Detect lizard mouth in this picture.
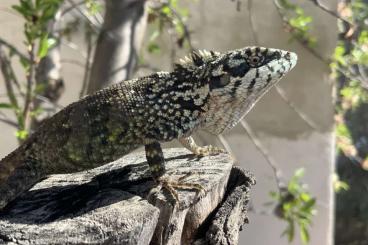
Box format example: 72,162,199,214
282,51,298,72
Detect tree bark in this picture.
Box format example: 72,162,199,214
0,148,255,245
86,0,148,94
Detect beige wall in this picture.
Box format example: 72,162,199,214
0,0,336,244
182,0,336,244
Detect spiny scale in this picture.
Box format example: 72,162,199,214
178,49,220,67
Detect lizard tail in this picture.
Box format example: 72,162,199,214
0,151,44,210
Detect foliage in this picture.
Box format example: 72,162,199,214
146,0,192,55
275,0,317,48
332,0,368,170
0,0,62,141
85,0,102,15
270,169,316,244
332,173,349,193
12,0,61,59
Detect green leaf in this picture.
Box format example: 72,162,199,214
30,107,43,117
0,103,15,109
148,42,161,53
38,34,49,58
161,6,171,15
300,192,311,202
12,5,27,17
19,56,30,70
294,168,305,179
15,129,28,140
287,220,295,242
300,224,310,244
282,202,292,212
304,198,316,210
85,0,102,15
336,122,352,139
149,30,160,42
38,35,57,59
333,45,347,66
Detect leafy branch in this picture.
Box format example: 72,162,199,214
146,0,194,65
0,0,64,141
271,169,316,244
239,120,316,244
273,0,326,62
332,0,368,170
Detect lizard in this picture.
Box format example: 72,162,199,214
0,46,297,209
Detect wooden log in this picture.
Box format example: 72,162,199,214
0,148,255,245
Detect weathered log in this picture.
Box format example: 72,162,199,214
0,148,255,245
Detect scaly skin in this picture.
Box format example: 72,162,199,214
0,47,297,209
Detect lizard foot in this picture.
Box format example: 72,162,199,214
153,175,205,204
191,145,226,157
179,136,226,157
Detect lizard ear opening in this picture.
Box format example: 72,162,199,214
209,74,231,90
222,57,250,78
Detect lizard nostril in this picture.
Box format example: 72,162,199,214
284,52,291,60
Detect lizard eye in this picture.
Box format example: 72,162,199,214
248,55,264,67
209,74,231,90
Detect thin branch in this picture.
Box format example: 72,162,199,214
137,63,161,72
217,134,235,157
239,120,285,190
79,29,93,98
336,66,366,86
0,116,18,128
0,38,28,61
308,0,353,26
23,43,36,131
61,58,86,68
61,40,88,58
248,2,321,131
34,95,64,110
61,0,85,16
93,9,104,25
167,5,194,52
275,85,320,130
0,47,21,130
168,28,177,69
0,93,64,111
66,0,101,31
357,64,368,85
247,0,259,44
0,111,18,128
272,0,329,64
0,45,19,109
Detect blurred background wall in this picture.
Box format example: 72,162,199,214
0,0,336,244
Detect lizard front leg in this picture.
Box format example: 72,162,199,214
145,142,166,179
178,136,225,156
145,142,204,202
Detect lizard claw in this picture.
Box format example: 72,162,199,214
193,145,226,156
152,176,206,204
178,136,226,157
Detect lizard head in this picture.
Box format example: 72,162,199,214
184,47,297,135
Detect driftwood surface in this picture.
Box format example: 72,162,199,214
0,148,255,245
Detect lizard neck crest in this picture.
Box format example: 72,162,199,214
174,50,220,71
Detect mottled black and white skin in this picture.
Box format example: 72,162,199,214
0,46,297,209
